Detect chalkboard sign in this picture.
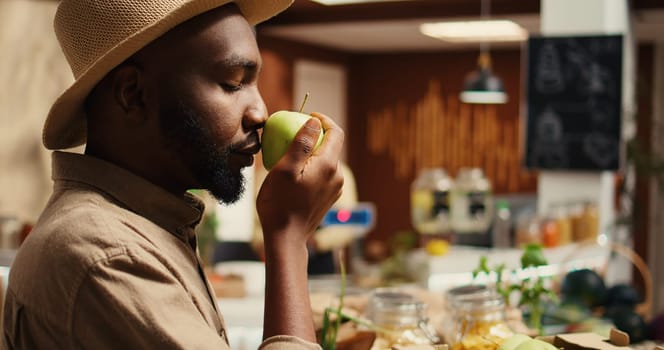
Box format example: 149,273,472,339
525,35,623,171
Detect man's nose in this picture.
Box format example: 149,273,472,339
244,92,268,129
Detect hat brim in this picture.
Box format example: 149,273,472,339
43,0,293,150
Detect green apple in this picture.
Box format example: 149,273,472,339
514,339,558,350
498,334,532,350
261,110,324,170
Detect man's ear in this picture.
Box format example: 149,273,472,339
111,65,145,118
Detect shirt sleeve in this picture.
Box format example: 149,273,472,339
71,248,230,350
260,336,322,350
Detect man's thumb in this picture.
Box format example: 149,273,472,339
283,117,322,166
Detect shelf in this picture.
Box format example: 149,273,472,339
408,243,612,293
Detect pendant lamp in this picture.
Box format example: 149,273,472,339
459,0,508,104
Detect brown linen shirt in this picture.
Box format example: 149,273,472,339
2,151,320,350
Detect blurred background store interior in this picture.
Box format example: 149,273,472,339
2,0,664,325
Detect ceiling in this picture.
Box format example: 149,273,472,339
258,0,664,53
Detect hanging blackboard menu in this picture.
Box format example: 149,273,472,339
525,34,623,171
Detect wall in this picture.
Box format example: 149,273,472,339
293,60,348,160
0,1,72,223
649,43,664,315
347,49,537,244
257,36,349,114
633,44,654,302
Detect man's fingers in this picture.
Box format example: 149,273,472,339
309,112,344,162
275,112,344,173
280,117,322,168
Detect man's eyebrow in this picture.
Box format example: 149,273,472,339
217,54,258,71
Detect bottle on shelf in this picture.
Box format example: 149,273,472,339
410,168,454,244
491,200,512,248
450,168,494,247
540,216,560,248
553,205,572,246
570,201,599,242
515,212,541,248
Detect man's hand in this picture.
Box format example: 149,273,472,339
257,112,344,342
257,112,344,248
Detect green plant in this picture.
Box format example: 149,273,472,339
197,212,219,265
472,244,558,334
379,230,419,285
320,251,347,350
188,189,219,266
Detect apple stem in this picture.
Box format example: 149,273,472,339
298,92,310,113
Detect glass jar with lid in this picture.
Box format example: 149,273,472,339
445,285,513,350
366,289,439,349
450,168,493,234
515,214,541,248
440,285,491,344
411,168,454,236
552,204,572,246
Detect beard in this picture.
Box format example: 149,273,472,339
159,99,245,204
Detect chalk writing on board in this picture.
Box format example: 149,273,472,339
536,107,563,142
525,35,623,171
535,42,565,94
529,142,569,169
583,132,619,169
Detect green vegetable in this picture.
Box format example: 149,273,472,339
604,306,647,343
560,269,606,308
604,284,642,308
521,244,548,268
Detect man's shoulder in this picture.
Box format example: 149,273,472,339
32,186,136,252
6,187,157,320
10,189,140,293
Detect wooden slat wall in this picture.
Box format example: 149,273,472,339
365,80,533,191
348,49,537,243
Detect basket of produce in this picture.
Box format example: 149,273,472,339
551,241,653,343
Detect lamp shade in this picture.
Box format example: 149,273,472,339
459,67,508,104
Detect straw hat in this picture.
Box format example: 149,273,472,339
44,0,293,150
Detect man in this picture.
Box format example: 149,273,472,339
2,0,344,349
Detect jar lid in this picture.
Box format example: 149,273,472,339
367,289,427,327
456,168,484,180
417,168,448,178
446,284,490,298
446,285,504,311
412,168,453,189
446,285,490,303
456,294,504,311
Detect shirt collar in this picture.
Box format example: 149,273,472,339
51,151,204,239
